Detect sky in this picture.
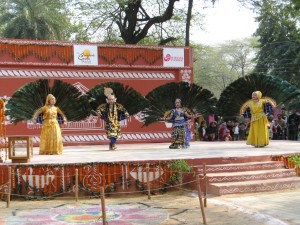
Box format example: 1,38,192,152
191,0,258,45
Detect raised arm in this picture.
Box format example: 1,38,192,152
32,107,44,123
57,107,67,123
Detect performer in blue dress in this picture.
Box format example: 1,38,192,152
163,99,193,149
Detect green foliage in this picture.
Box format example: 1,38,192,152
193,39,257,98
171,159,192,172
0,0,72,40
74,0,203,45
254,0,300,87
287,154,300,166
143,82,217,126
169,159,192,185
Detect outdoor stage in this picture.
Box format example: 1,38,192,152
3,140,300,164
1,140,300,198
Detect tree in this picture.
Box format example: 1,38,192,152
193,44,238,98
75,0,181,44
221,38,258,78
74,0,209,45
193,39,257,97
0,0,72,40
185,0,194,46
253,0,300,86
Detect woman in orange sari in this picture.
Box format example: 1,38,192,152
33,94,67,155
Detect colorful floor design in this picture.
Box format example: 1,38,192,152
5,202,168,225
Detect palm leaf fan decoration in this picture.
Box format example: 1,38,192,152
143,82,217,126
87,82,149,115
217,73,300,117
5,79,91,124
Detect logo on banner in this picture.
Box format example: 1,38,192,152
74,45,98,65
163,48,184,67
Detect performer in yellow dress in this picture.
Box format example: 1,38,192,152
246,91,269,147
33,94,67,155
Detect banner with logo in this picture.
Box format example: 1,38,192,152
163,48,184,67
74,45,98,66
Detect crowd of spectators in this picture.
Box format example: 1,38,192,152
195,109,300,142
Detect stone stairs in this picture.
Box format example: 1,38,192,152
194,160,300,196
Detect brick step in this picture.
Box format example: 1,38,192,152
208,177,300,196
207,168,296,183
194,161,284,173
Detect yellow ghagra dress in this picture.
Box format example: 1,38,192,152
247,99,269,147
39,106,63,155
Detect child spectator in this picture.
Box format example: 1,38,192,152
218,122,227,141
224,129,232,141
239,122,246,140
272,119,282,140
233,121,239,141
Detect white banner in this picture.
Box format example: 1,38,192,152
73,45,98,66
163,48,184,67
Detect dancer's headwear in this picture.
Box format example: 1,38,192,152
175,98,181,103
254,91,262,99
45,94,55,105
104,87,116,102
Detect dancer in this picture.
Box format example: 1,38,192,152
33,94,67,155
244,91,270,147
163,98,193,149
97,87,129,150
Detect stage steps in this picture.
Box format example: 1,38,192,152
194,161,300,196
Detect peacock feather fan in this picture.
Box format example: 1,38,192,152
87,82,149,115
143,82,217,126
5,79,91,124
217,73,300,117
287,96,300,110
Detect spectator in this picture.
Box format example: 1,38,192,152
288,110,300,140
205,121,218,141
218,122,227,141
277,114,287,140
272,119,282,140
224,129,232,141
198,121,207,141
233,121,240,141
239,123,247,140
288,119,298,140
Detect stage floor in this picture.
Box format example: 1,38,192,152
2,140,300,165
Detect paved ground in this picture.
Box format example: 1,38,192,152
0,188,299,225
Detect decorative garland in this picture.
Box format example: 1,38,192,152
0,42,163,66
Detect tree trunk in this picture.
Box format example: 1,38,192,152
185,0,194,46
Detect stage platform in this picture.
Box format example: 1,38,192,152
2,140,300,165
0,140,300,198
